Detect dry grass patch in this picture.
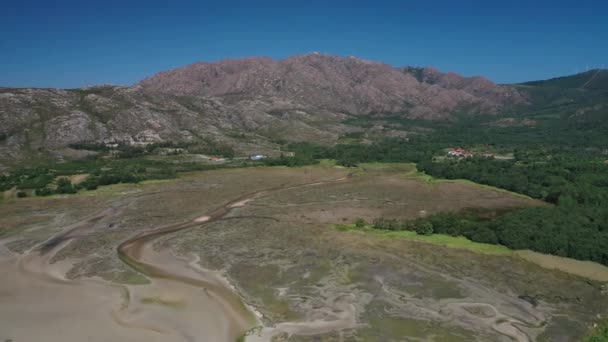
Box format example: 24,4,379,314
515,250,608,282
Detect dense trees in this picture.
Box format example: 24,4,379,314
287,139,435,167
0,156,233,197
371,206,608,265
412,152,608,264
287,115,608,266
263,153,318,167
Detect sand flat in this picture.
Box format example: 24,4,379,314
0,251,239,342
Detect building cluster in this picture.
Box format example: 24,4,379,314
447,149,473,158
447,149,494,158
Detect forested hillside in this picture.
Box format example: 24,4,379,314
277,89,608,265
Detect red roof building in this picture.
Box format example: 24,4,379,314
447,149,473,158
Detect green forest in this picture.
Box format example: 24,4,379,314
280,110,608,266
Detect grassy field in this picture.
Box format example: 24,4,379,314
358,162,537,200
334,224,512,255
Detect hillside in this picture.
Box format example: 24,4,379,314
509,69,608,133
1,54,606,169
137,53,524,117
521,69,608,90
0,84,345,168
0,54,529,169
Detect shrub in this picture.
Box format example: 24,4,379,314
80,176,100,190
35,188,53,196
16,172,53,189
415,221,434,236
55,178,77,194
68,142,108,151
373,218,402,230
16,191,27,198
354,218,367,228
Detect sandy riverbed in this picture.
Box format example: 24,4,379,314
0,207,249,342
0,174,354,342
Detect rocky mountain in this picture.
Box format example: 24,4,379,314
1,53,530,168
138,53,525,117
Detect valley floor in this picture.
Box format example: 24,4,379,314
1,164,607,341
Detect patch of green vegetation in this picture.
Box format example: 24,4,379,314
186,138,235,158
263,153,318,167
359,162,417,173
354,217,366,228
337,131,366,144
101,270,150,285
0,150,262,198
229,263,300,322
289,117,608,266
357,306,475,341
141,296,185,309
583,320,608,342
316,159,339,168
334,224,512,255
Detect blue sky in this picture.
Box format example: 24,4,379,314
1,0,607,88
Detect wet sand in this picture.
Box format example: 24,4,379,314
0,224,242,342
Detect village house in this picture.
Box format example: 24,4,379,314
447,148,473,158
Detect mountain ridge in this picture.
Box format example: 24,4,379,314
1,54,604,169
521,69,608,90
137,53,525,117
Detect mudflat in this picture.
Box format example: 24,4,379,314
1,165,606,341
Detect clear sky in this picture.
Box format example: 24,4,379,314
1,0,607,88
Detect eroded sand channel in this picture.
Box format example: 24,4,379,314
0,213,248,341
0,175,350,342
